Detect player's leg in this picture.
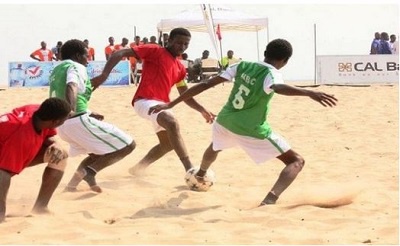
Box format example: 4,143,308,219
83,142,135,192
260,149,304,205
31,145,68,214
129,130,173,175
63,115,134,192
196,143,220,177
0,170,11,223
156,110,193,172
67,141,135,193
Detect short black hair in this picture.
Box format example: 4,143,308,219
34,98,71,121
264,39,293,62
169,28,191,40
60,39,87,60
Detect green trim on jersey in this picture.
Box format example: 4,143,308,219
216,61,276,139
49,60,93,114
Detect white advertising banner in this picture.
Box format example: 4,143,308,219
317,55,399,84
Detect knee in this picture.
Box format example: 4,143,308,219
158,113,180,133
127,141,136,153
294,156,305,171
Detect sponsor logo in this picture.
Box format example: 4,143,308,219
26,65,43,79
338,62,399,72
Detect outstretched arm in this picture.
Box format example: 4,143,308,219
271,84,338,107
148,75,228,115
176,85,216,124
91,48,138,90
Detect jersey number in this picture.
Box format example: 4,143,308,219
232,84,250,109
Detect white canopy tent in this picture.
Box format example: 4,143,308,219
157,5,269,60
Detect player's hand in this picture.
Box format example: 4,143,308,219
46,144,67,164
148,103,171,115
90,112,104,121
309,91,338,107
200,109,216,124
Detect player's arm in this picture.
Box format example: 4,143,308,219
65,83,78,113
91,48,138,90
30,52,41,62
148,75,227,116
271,84,338,107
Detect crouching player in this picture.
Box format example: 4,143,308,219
0,98,71,223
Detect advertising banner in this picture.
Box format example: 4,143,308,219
8,61,131,87
316,55,399,84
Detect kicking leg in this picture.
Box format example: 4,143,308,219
196,143,220,177
129,131,173,175
67,142,135,192
157,111,193,172
260,149,305,206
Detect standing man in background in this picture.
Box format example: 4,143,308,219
30,41,54,61
104,36,115,60
370,32,381,55
51,41,63,61
84,39,95,61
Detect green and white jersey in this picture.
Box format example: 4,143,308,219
217,61,284,139
49,60,93,114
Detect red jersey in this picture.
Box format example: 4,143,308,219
0,105,57,174
132,44,186,104
88,47,95,61
31,48,53,61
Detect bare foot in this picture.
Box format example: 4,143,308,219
66,170,86,190
128,165,147,176
63,186,79,192
89,185,102,193
31,206,51,215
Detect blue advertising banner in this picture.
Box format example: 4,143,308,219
8,61,131,87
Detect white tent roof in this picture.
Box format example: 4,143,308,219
157,5,268,33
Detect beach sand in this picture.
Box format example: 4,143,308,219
0,83,398,245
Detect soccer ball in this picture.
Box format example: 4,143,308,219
184,167,216,192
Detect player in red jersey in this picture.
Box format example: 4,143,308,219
0,98,71,223
92,27,215,175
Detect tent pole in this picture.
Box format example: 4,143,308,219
256,31,260,61
314,23,317,85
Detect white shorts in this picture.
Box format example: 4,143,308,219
134,99,173,133
58,113,133,157
212,122,291,164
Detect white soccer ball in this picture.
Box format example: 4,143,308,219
184,167,216,192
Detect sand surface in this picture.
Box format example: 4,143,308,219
0,83,398,245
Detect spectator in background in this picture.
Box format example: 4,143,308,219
370,32,381,55
142,37,149,45
51,41,63,61
181,53,194,82
83,39,95,61
158,32,169,47
389,34,398,54
115,37,130,60
105,36,115,60
149,36,157,44
221,50,240,69
130,36,143,48
378,32,392,54
190,50,210,82
30,41,54,61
